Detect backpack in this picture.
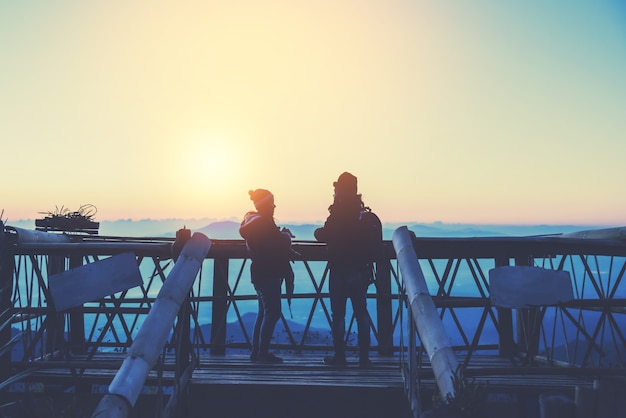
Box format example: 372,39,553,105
359,206,383,284
360,206,383,249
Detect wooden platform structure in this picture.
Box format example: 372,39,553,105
5,350,613,418
6,352,409,418
2,224,626,417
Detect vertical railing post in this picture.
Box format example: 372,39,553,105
166,296,191,418
172,227,192,368
375,248,394,355
165,227,193,418
407,302,419,417
515,255,539,357
495,256,515,357
0,221,14,382
47,253,66,357
68,254,86,354
210,256,228,355
176,300,191,377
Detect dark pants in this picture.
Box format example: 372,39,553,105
252,278,282,356
328,266,371,360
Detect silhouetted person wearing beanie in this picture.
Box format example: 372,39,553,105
240,189,294,364
315,172,380,368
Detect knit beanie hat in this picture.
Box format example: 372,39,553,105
333,172,358,196
249,189,274,210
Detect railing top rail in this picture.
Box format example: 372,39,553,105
7,236,626,259
409,234,626,258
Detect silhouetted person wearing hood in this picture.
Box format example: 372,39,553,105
240,189,294,364
315,172,380,368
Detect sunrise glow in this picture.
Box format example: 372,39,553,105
2,1,625,226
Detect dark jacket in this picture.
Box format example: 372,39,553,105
239,211,292,283
314,195,379,271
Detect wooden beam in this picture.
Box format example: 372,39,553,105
48,252,142,312
489,266,573,309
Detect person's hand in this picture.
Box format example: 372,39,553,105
281,227,295,238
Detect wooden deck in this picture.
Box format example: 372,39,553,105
4,352,604,418
192,353,405,387
7,352,411,418
188,353,410,418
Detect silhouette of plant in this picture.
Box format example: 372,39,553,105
426,365,487,418
38,204,97,222
36,204,99,234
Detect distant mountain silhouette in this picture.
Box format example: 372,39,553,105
196,312,332,348
8,217,608,240
196,221,321,241
192,220,603,241
386,222,603,239
98,218,220,237
196,220,240,239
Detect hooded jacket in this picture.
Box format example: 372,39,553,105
239,211,292,283
314,195,379,271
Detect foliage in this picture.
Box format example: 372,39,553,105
427,365,488,418
38,204,97,222
36,204,99,234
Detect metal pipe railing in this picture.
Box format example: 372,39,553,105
393,226,459,401
91,232,211,418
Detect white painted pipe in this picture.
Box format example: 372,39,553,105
92,232,211,417
560,226,626,240
392,226,458,400
11,226,71,243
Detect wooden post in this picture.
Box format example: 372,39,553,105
574,385,596,418
375,252,393,356
68,254,86,354
47,253,66,356
171,227,192,417
514,255,539,358
172,299,191,417
593,378,619,418
172,227,192,372
494,257,515,357
0,221,14,383
179,304,191,360
407,306,419,416
210,256,228,355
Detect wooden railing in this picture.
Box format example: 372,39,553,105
1,223,625,412
395,226,626,416
1,228,401,367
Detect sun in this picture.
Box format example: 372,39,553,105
181,131,242,192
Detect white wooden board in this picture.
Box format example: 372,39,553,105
48,252,142,312
489,266,573,309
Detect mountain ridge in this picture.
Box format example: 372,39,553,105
5,218,610,240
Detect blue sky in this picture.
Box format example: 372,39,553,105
2,1,625,225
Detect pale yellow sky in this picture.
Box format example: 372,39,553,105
2,1,625,225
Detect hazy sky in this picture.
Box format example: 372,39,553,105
2,1,625,225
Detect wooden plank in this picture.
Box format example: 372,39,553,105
489,266,573,308
48,252,142,311
25,352,596,395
